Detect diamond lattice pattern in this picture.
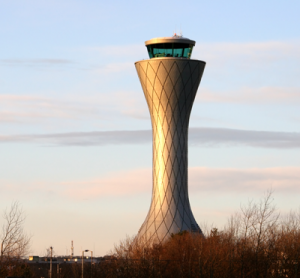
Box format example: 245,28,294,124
135,58,205,245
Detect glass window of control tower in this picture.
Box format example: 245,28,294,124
147,43,193,59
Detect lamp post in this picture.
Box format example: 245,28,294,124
50,246,53,278
82,249,93,278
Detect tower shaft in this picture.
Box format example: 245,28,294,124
135,58,205,244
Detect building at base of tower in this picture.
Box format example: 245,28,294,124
135,35,206,245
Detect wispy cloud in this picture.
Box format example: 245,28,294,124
1,127,300,149
88,44,145,60
193,41,300,68
62,168,151,200
197,86,300,104
0,130,151,145
78,44,145,74
61,167,300,200
1,84,297,128
93,62,134,74
189,128,300,149
1,59,72,64
1,167,299,200
189,167,300,193
0,92,150,126
0,59,74,68
0,95,109,124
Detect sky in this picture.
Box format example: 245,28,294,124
0,0,300,257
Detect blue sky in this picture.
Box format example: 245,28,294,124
1,0,300,256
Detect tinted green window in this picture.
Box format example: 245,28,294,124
147,43,193,59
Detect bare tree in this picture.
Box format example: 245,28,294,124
0,201,31,258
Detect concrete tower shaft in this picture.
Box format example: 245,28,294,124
135,56,205,244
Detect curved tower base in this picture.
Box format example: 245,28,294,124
135,58,206,245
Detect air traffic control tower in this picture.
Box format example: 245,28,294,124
135,35,206,244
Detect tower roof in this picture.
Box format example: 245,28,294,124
145,36,195,46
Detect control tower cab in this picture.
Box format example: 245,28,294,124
145,35,195,59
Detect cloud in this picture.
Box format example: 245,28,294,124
62,168,151,200
0,130,151,146
0,92,150,126
189,167,300,193
2,84,298,128
80,44,145,74
197,86,300,104
193,41,300,68
88,44,145,61
60,167,300,200
1,167,299,201
0,59,73,68
1,127,300,149
189,128,300,149
0,95,110,124
93,62,134,74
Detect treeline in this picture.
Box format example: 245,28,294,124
100,191,300,278
0,257,31,278
1,192,300,277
